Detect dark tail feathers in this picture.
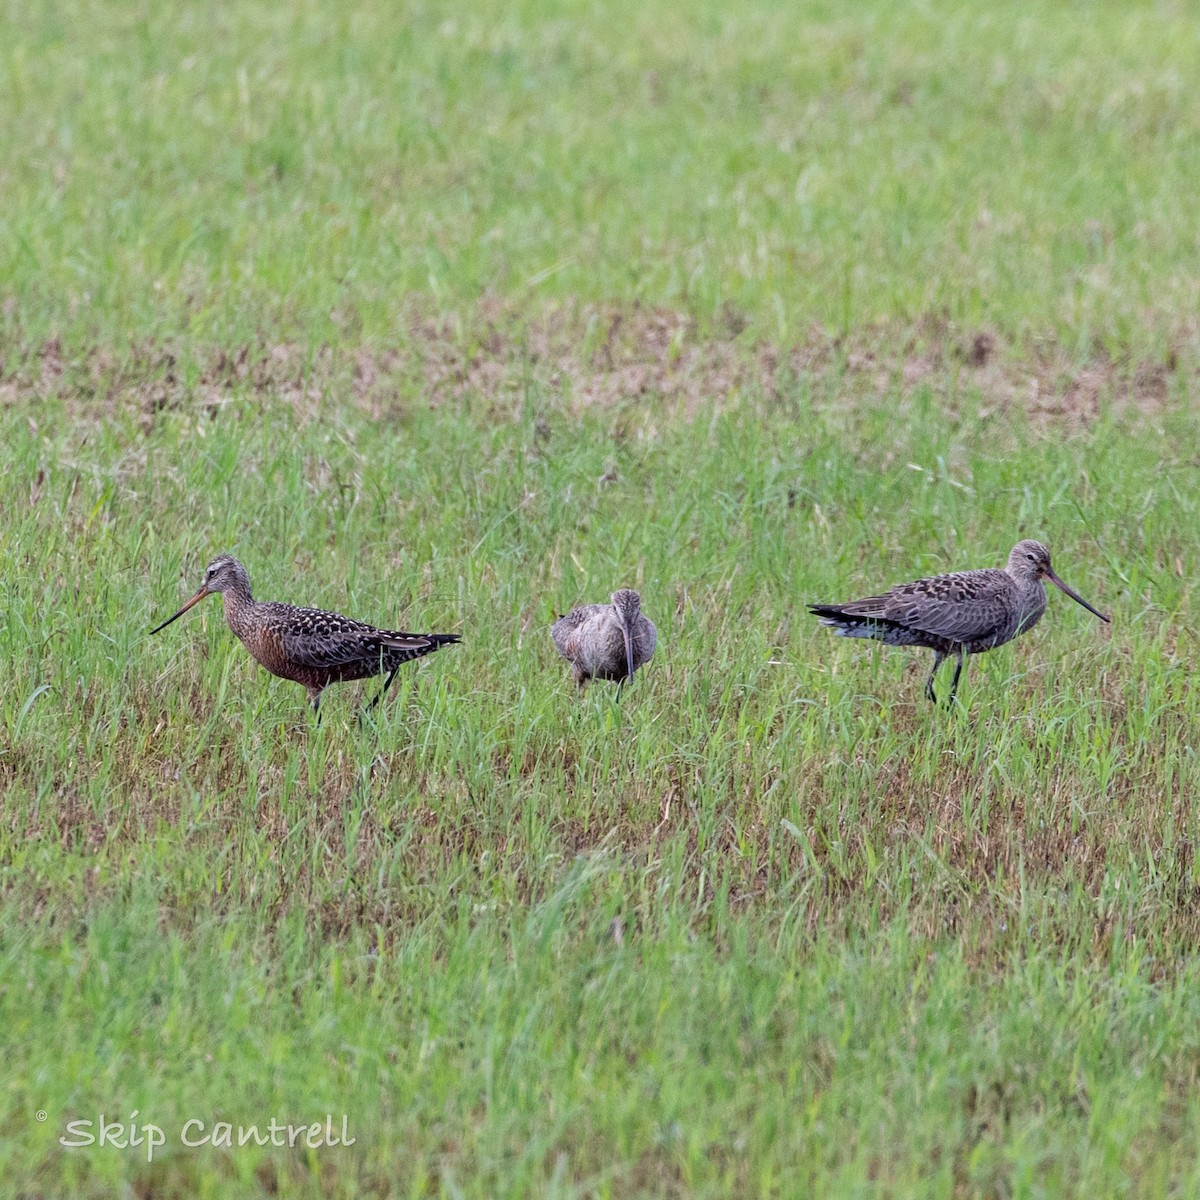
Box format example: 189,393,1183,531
382,631,462,663
808,604,901,641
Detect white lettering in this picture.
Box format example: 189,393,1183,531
238,1124,269,1147
59,1119,95,1149
56,1112,353,1155
98,1114,127,1149
143,1124,165,1162
180,1118,209,1146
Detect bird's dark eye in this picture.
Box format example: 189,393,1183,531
1026,553,1036,562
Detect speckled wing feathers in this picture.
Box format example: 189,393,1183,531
876,570,1015,645
551,605,606,662
257,602,459,679
810,569,1020,649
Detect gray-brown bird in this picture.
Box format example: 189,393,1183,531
151,554,460,717
809,539,1109,705
552,589,657,694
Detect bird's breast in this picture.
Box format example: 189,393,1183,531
1013,584,1048,637
965,585,1046,653
585,620,626,672
238,624,304,682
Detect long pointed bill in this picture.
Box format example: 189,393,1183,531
149,586,210,634
1046,569,1110,623
614,625,636,702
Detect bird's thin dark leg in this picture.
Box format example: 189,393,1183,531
308,689,323,727
945,646,966,707
924,652,946,704
367,667,400,711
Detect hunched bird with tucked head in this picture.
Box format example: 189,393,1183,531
552,588,657,695
150,554,460,717
809,539,1109,705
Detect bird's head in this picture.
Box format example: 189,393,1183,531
1007,539,1052,581
611,589,643,684
1007,539,1109,623
150,553,252,634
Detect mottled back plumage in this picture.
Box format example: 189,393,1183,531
809,540,1108,705
151,554,460,716
552,588,657,692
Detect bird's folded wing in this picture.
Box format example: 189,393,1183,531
881,571,1011,643
278,629,394,670
637,616,658,659
551,606,603,658
267,604,428,670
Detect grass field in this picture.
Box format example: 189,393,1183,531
2,0,1200,1195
